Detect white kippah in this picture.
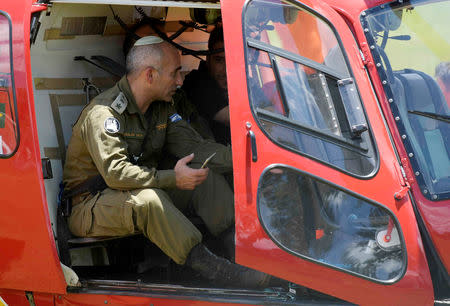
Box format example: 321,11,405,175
134,36,164,46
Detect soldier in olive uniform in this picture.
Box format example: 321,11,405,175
63,36,270,287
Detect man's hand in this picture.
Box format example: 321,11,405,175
175,153,209,190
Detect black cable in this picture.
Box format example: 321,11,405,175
110,6,224,57
169,23,189,40
133,6,223,57
109,5,140,41
145,18,223,56
135,6,148,20
180,20,209,33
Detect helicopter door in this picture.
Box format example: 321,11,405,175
0,0,66,294
222,0,434,304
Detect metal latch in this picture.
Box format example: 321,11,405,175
393,160,410,200
359,42,373,67
350,124,368,139
394,184,410,200
42,157,53,179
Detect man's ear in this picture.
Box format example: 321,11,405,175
146,66,158,84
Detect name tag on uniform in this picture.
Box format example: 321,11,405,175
123,132,145,138
156,123,167,131
169,113,182,123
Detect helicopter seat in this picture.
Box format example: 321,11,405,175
393,69,450,190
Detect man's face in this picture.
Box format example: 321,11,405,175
207,41,227,90
153,46,183,102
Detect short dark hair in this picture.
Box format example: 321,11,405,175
126,44,160,75
207,25,224,51
436,62,450,90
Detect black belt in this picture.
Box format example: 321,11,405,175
61,175,107,217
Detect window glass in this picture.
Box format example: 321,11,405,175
244,0,376,177
258,166,406,282
0,12,19,157
363,0,449,200
245,0,348,76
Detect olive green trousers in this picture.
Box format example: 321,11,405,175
68,171,234,264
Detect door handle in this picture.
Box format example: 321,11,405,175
247,130,258,162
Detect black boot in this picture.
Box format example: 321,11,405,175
220,226,235,262
186,243,271,288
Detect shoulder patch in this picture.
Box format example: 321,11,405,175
111,92,128,114
169,113,182,123
104,117,121,133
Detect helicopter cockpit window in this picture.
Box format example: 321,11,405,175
362,0,450,200
0,12,19,158
244,0,378,177
258,165,406,282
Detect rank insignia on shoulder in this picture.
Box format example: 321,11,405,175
111,92,128,114
104,117,121,133
169,113,182,123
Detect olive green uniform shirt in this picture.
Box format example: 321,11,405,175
63,76,232,190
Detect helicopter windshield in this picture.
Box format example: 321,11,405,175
363,0,450,201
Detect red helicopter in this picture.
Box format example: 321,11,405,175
0,0,448,305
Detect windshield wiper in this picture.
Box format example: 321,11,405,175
408,110,450,124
